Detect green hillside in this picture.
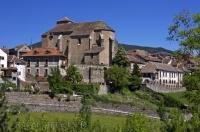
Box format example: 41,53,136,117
120,43,172,54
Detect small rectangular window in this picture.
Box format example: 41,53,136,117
27,59,30,67
27,69,30,74
36,59,39,67
44,69,48,77
45,59,48,67
36,69,39,76
78,38,81,45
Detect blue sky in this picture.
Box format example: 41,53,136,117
0,0,199,50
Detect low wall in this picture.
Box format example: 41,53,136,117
5,92,82,112
5,92,159,118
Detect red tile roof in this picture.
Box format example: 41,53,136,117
22,47,66,57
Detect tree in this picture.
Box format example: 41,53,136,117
164,109,188,132
183,68,200,91
132,63,141,77
104,65,130,93
129,63,142,91
79,95,92,129
47,67,64,94
112,46,130,67
0,86,11,132
168,10,200,62
123,113,160,132
65,65,83,84
168,11,200,131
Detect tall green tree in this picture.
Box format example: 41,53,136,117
183,68,200,91
112,46,130,67
168,11,200,131
48,67,63,94
168,10,200,62
65,65,83,84
132,63,141,77
104,65,130,93
129,63,142,91
0,86,10,132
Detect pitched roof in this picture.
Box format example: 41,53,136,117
22,47,66,57
141,62,183,73
0,48,9,54
42,21,114,36
127,54,146,64
8,55,26,65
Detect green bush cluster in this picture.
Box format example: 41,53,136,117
48,65,100,96
73,83,100,96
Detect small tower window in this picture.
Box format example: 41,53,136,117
78,38,81,45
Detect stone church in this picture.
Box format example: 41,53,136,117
22,17,116,87
41,17,116,66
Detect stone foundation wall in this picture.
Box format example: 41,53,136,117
5,92,82,112
5,92,159,118
76,65,107,84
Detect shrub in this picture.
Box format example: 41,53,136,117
104,65,130,93
123,113,161,132
73,83,100,95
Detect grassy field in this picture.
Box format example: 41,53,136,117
94,89,159,110
10,112,126,130
9,112,163,132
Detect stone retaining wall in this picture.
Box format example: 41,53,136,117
5,92,82,112
5,92,159,118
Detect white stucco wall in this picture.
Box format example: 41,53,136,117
14,64,26,81
0,49,7,68
157,70,183,85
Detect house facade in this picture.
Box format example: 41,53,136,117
141,62,183,87
8,55,26,81
0,48,8,68
22,47,67,79
9,45,31,59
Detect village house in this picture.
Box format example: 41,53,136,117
7,55,26,81
127,49,162,71
9,45,31,59
141,62,183,87
0,49,26,84
0,48,8,69
22,47,67,80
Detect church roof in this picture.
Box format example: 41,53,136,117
42,20,114,36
